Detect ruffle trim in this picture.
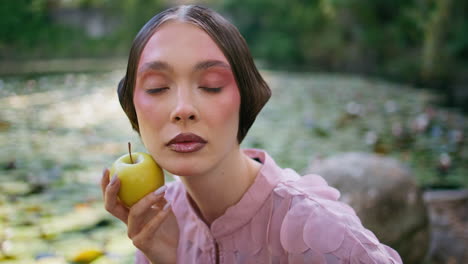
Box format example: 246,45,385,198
276,173,401,263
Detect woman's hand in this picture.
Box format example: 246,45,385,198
101,169,179,264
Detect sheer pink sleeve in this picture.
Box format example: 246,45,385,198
277,174,403,264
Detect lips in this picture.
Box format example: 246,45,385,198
167,133,207,153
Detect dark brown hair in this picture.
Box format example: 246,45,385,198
118,5,271,143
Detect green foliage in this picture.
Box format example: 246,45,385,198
2,0,467,79
106,0,165,40
0,0,166,60
0,0,48,47
220,0,468,110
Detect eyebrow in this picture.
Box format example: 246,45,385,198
139,61,174,74
194,60,231,71
138,59,231,75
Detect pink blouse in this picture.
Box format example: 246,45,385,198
135,149,402,264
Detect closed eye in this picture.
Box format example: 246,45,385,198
146,87,169,94
200,87,222,93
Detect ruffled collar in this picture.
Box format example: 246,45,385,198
179,149,284,239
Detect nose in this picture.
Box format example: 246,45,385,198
170,88,198,123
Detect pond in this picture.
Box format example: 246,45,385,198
0,70,466,263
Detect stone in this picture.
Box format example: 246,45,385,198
307,152,429,263
423,189,468,264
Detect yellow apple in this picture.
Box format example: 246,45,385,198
109,152,164,207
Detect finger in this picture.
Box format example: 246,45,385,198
131,205,173,247
101,168,110,198
104,174,129,224
127,186,168,237
145,204,173,234
150,199,167,210
128,199,167,239
131,185,168,216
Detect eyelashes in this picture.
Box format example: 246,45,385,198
199,87,222,93
146,87,169,94
145,87,223,95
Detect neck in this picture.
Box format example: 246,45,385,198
179,148,261,225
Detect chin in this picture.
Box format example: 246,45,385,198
159,157,207,177
165,165,204,177
156,147,216,177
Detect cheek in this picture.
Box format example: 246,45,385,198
133,90,151,120
133,90,165,130
133,91,168,150
133,91,143,111
210,86,241,128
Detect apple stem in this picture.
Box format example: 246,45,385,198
128,142,134,164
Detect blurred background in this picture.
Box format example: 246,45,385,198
0,0,467,263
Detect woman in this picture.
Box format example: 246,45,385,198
101,5,403,264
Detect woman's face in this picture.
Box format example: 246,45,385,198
133,20,241,176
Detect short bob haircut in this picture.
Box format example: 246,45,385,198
117,5,271,143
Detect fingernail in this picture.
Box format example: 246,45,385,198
110,174,118,185
102,168,108,174
163,202,170,211
153,185,167,196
